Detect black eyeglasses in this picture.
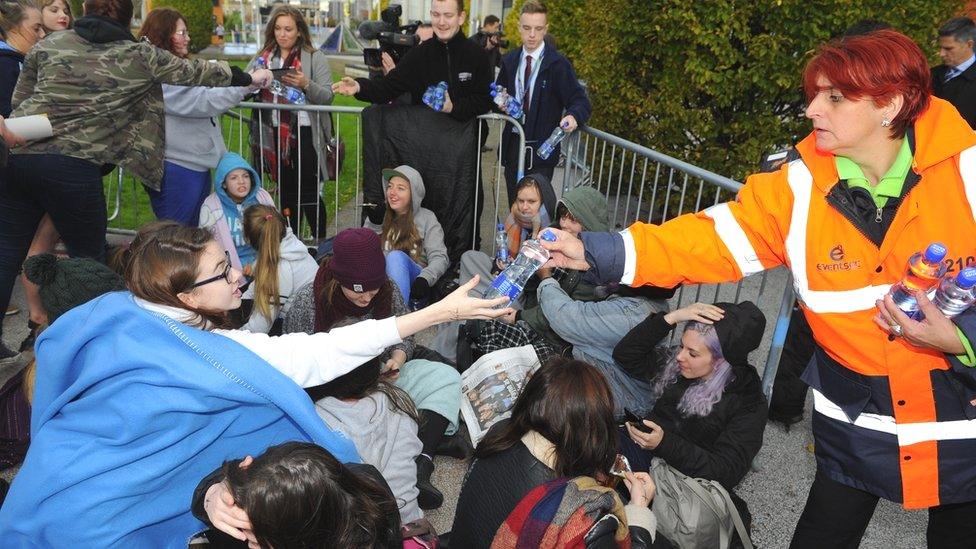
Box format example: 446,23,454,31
191,252,235,288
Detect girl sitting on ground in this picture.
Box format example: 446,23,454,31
238,204,317,334
314,357,426,524
451,357,658,549
616,301,768,545
193,441,401,549
0,221,507,546
284,228,468,511
460,174,554,297
364,165,449,306
199,152,274,275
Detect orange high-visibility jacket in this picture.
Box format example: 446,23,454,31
617,98,976,509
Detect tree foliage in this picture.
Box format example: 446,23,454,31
508,0,963,180
150,0,213,53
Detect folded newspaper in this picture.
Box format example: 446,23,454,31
460,345,541,445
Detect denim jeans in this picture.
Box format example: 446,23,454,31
146,161,211,226
385,250,422,303
537,277,668,417
0,154,107,340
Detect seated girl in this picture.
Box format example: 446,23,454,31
238,204,318,334
460,174,553,297
193,441,401,548
0,222,508,546
617,301,768,542
364,165,449,305
451,357,658,549
284,228,466,511
199,152,274,274
314,357,425,524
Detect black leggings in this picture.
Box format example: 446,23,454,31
278,126,327,239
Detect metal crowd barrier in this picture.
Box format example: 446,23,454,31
559,127,794,402
103,102,791,401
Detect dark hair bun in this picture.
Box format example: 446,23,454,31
23,253,60,287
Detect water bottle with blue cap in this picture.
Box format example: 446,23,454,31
932,267,976,319
484,230,557,307
889,242,949,318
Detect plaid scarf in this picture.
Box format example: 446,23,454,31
251,47,303,182
492,476,632,549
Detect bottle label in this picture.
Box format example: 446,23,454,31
489,274,522,301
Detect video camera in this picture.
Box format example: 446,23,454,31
359,4,421,68
484,30,509,49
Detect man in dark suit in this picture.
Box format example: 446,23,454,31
495,0,591,206
932,17,976,130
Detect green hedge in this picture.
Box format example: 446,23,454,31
149,0,213,53
506,0,962,181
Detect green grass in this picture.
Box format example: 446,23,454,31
104,65,366,238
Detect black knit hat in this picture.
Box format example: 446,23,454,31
329,228,386,292
710,301,766,365
23,254,126,322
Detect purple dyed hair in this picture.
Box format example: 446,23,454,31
650,321,734,417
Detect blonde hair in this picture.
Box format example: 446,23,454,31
380,206,424,263
243,205,287,322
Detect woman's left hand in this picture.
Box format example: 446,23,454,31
626,419,664,450
383,349,407,382
281,69,310,90
875,290,965,354
433,275,512,321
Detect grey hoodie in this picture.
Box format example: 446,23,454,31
315,394,423,523
365,165,450,285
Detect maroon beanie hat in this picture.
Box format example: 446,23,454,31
330,228,387,292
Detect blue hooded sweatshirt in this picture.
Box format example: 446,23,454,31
0,292,360,547
214,152,264,267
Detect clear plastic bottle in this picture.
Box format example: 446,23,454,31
494,223,510,266
933,267,976,319
423,81,449,111
537,124,568,160
484,230,557,307
254,58,307,105
890,242,949,318
489,83,523,119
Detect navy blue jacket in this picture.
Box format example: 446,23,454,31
0,45,24,118
496,45,591,168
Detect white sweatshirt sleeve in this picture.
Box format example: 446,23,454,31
214,317,402,387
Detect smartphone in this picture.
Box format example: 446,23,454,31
610,454,632,478
270,68,297,81
622,409,654,433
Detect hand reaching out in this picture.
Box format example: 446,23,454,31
331,77,360,96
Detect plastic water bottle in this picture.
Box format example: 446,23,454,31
537,123,568,160
423,81,448,111
494,223,510,266
484,230,557,307
489,84,523,119
890,242,949,318
932,267,976,318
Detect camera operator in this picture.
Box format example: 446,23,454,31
333,0,492,121
471,15,504,69
381,23,434,75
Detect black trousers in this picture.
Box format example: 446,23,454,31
790,468,976,548
769,304,815,421
278,126,327,239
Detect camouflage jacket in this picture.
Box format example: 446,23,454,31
11,17,242,190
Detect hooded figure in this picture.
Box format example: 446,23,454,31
614,300,768,538
199,152,274,272
365,165,450,303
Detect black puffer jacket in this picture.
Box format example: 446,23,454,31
451,427,656,548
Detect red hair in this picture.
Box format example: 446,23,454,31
803,30,931,139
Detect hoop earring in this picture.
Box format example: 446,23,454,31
881,117,891,128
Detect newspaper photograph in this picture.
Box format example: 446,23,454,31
460,345,541,445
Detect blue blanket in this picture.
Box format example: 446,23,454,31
0,292,360,547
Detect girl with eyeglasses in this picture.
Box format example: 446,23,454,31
0,220,510,546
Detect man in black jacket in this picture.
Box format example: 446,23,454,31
932,17,976,129
332,0,492,122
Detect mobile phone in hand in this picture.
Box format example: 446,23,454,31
623,408,654,433
270,68,297,81
610,454,632,478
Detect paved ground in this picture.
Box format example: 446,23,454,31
0,125,929,548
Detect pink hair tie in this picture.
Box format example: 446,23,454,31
264,213,274,220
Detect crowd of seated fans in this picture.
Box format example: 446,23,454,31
0,0,771,547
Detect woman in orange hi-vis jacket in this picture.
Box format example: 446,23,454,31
543,30,976,548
